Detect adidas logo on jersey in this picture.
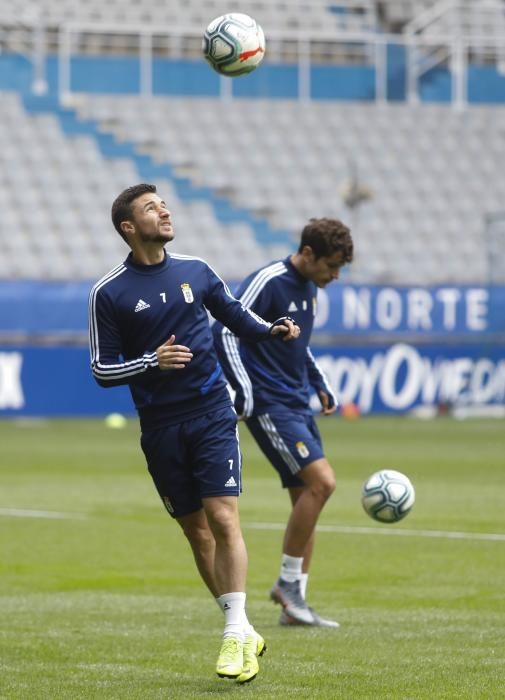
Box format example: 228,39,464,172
288,301,298,312
225,476,237,488
134,299,150,313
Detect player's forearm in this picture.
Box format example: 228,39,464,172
220,305,272,340
91,352,159,387
207,281,272,340
213,325,254,415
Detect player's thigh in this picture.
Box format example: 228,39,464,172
140,423,202,518
295,457,336,494
186,405,242,499
141,406,242,517
246,412,325,488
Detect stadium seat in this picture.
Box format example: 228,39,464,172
2,55,505,285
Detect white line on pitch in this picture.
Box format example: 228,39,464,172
0,507,86,520
245,522,505,542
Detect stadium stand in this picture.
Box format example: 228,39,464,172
0,91,290,281
0,0,379,62
0,1,378,33
403,0,505,37
0,0,504,284
52,94,505,284
1,89,504,284
402,0,505,79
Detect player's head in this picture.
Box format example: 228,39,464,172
111,183,174,246
295,218,353,288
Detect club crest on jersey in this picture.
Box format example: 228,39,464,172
295,441,310,458
180,283,194,303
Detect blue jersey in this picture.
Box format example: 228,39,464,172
88,251,272,430
212,256,335,416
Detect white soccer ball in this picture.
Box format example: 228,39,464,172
361,469,415,523
202,13,266,77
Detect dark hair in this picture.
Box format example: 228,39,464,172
111,183,157,240
298,217,353,263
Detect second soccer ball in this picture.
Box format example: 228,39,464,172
361,469,415,523
202,13,266,77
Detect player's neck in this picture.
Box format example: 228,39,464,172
131,244,166,266
290,253,309,280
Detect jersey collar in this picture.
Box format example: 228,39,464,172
124,250,171,274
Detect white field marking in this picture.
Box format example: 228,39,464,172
245,522,505,543
0,507,86,520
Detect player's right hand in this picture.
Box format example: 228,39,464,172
318,390,337,416
156,335,193,370
270,316,301,341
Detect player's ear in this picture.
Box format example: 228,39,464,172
301,245,315,262
121,220,135,237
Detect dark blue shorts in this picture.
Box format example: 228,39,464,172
246,412,325,489
140,405,242,518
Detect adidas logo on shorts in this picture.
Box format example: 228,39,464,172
225,476,237,488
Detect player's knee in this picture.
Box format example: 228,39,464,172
303,461,336,501
204,498,241,540
315,471,336,501
211,509,238,537
306,466,336,504
181,522,214,550
324,471,337,498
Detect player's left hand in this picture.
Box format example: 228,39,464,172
318,390,337,415
270,316,300,341
156,334,193,370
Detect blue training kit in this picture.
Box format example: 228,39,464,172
212,256,336,418
141,404,243,516
88,250,292,516
88,251,274,431
212,256,336,487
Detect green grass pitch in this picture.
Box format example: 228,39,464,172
0,416,504,699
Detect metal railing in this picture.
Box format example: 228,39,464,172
404,0,505,38
403,0,505,108
4,18,505,109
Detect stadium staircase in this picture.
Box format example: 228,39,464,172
1,0,505,283
0,90,293,281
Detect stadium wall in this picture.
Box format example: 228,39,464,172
1,282,503,417
1,53,505,102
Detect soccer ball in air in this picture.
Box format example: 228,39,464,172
361,469,415,523
203,13,265,77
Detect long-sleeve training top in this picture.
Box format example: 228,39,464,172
88,251,274,430
212,256,336,418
